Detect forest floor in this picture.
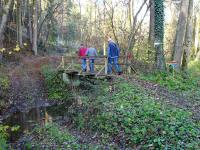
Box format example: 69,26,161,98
1,55,200,148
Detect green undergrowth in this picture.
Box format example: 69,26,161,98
0,70,10,111
0,125,9,150
140,71,199,92
0,74,9,90
73,81,199,149
0,125,20,149
24,123,104,149
139,68,200,103
41,65,74,100
189,60,200,77
42,66,200,149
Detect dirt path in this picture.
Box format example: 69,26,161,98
6,56,59,113
122,75,200,120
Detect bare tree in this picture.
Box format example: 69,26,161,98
173,0,190,69
33,0,38,55
17,0,23,47
28,0,33,44
0,0,12,48
148,0,155,46
182,0,193,71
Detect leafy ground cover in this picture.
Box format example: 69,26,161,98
139,71,199,92
41,65,74,100
139,69,200,104
0,124,20,150
0,125,9,150
0,67,10,112
41,66,200,149
24,123,106,149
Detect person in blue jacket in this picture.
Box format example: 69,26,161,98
107,37,122,74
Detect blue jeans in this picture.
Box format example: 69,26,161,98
89,59,95,73
107,57,121,74
81,59,87,71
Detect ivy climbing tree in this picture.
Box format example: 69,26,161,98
154,0,166,70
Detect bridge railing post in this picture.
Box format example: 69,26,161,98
61,56,64,69
105,56,108,75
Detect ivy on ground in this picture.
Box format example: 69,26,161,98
42,66,200,149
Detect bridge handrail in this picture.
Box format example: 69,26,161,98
63,55,131,59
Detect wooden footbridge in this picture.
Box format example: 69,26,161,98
57,55,136,78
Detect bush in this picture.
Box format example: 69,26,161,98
41,65,73,100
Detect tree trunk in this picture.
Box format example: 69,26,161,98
154,0,166,70
33,0,38,55
193,14,199,57
0,0,2,14
128,0,133,29
173,0,190,70
169,3,179,60
0,0,12,62
0,0,12,47
148,0,155,45
195,49,200,61
127,0,148,51
17,0,23,47
28,0,33,44
182,0,193,71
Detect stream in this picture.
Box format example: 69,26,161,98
2,102,71,144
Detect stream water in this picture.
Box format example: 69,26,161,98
3,102,71,143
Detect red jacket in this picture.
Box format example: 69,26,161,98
79,47,87,57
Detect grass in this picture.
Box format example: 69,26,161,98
41,66,200,149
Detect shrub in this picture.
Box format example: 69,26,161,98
41,65,73,100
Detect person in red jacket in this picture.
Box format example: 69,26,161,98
78,44,87,72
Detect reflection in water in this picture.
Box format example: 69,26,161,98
4,102,69,143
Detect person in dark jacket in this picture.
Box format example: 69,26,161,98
78,44,87,72
107,38,121,74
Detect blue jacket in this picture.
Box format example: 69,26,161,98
107,41,120,58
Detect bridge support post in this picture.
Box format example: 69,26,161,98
105,57,108,75
61,56,64,69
